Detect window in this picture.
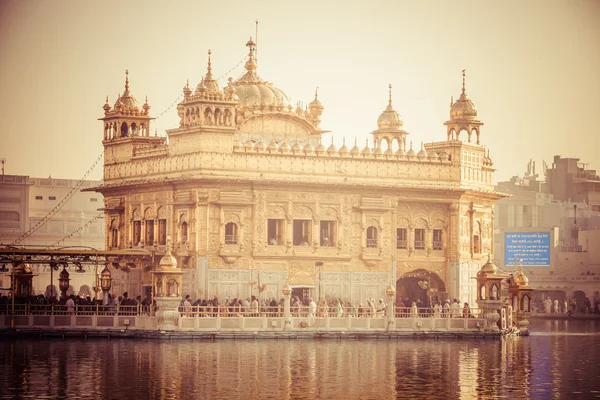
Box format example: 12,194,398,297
366,226,377,248
111,227,119,248
158,219,167,245
293,220,311,246
473,234,481,253
433,229,443,250
35,196,43,200
225,222,238,244
320,220,336,247
133,221,141,246
181,221,188,243
268,219,284,245
396,228,407,249
146,220,154,246
49,196,56,201
414,229,425,249
90,198,98,202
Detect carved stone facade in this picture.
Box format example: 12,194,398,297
93,38,503,304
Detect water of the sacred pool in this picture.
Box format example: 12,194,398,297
1,319,599,399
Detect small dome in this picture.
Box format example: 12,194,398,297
429,151,440,161
480,256,497,274
350,140,360,156
396,147,406,158
373,146,383,157
159,243,178,269
439,151,449,162
196,50,223,96
303,141,315,154
513,267,529,286
406,142,416,158
291,140,302,154
327,139,337,155
338,138,348,155
377,84,403,130
361,139,372,155
267,138,278,152
417,143,427,160
450,71,478,120
384,148,394,157
113,71,140,113
255,138,266,152
233,137,242,150
244,137,255,151
279,138,291,153
315,140,326,155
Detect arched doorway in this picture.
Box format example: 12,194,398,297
396,269,446,308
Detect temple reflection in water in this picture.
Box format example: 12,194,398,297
5,319,600,399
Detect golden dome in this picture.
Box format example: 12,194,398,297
267,138,278,152
315,139,326,155
255,137,266,152
513,266,529,286
377,84,403,130
417,142,428,160
439,151,449,162
233,37,290,109
244,137,254,151
396,146,406,158
361,139,372,155
159,239,178,269
303,141,315,154
195,50,223,96
406,142,416,158
479,255,497,274
291,140,302,154
233,137,242,150
450,70,478,120
279,137,291,153
113,70,140,112
327,138,337,155
350,139,360,156
338,138,348,155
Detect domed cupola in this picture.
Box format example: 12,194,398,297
233,136,243,151
377,84,403,130
113,70,140,113
372,84,409,153
243,136,255,151
279,137,291,153
444,70,484,144
361,138,373,156
195,50,223,98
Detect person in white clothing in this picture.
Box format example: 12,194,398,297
66,295,75,315
308,298,317,317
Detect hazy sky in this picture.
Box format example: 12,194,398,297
1,0,599,182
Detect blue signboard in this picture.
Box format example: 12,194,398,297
505,232,550,266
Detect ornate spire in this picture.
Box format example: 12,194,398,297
462,69,466,95
388,84,392,107
245,36,257,72
206,49,213,79
124,70,130,95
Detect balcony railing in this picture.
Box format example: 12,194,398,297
414,240,425,250
224,235,238,245
366,239,378,248
396,240,407,249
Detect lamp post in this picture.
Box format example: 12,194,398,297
386,282,396,331
100,264,112,305
58,265,70,300
282,281,292,331
316,261,323,303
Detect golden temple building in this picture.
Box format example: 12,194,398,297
92,37,503,307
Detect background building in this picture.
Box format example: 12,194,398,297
0,174,105,297
494,158,600,312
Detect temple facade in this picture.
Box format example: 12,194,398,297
92,37,503,307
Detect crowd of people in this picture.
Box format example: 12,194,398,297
534,296,600,315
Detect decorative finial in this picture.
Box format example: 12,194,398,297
343,137,346,146
461,69,466,94
315,87,319,99
331,136,334,145
155,128,158,137
145,95,148,103
186,79,189,87
450,96,453,108
388,84,392,106
207,49,212,76
354,137,357,146
125,70,129,92
105,96,109,104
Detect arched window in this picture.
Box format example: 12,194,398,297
180,221,188,244
490,284,498,300
366,226,377,248
480,285,486,300
131,122,138,135
521,294,530,312
225,222,238,244
120,122,129,137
